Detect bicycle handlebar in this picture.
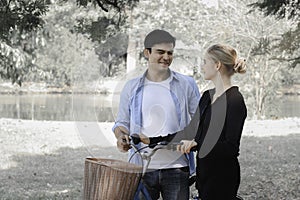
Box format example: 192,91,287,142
129,134,183,149
128,134,189,176
135,141,184,164
130,134,142,145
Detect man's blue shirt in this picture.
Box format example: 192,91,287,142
113,70,200,174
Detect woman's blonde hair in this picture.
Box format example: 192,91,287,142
207,44,246,76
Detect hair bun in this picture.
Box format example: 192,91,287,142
233,58,246,74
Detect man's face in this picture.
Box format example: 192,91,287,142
144,43,174,71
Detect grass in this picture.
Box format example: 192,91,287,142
0,131,299,199
238,135,300,199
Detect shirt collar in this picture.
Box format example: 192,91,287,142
138,69,179,85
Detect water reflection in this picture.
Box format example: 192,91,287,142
0,94,299,121
0,94,116,122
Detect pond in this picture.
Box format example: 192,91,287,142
0,94,299,122
0,94,118,122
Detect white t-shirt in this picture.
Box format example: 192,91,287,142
141,77,188,169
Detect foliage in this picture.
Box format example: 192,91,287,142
249,0,300,20
125,0,292,119
32,2,102,87
34,30,102,87
0,0,49,41
0,0,296,119
0,41,29,86
0,0,49,85
249,0,300,69
0,0,138,85
76,0,138,13
75,0,139,42
280,65,300,85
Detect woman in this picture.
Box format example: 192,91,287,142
141,44,247,200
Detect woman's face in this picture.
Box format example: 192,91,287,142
201,54,218,80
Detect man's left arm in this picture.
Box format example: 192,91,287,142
187,77,200,117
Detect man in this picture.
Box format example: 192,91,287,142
112,29,200,200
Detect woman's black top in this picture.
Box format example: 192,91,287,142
147,86,247,199
149,86,247,160
195,86,247,159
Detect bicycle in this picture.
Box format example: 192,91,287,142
129,135,200,200
129,135,244,200
83,135,243,200
83,135,186,200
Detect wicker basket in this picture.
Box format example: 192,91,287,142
83,158,142,200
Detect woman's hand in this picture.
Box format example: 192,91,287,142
177,140,197,153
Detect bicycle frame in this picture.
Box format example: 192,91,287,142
131,142,181,175
129,138,243,200
130,140,193,200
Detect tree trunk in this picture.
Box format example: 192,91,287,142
16,96,20,119
126,10,136,73
126,35,136,73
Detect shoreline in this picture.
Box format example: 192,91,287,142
0,80,121,95
0,81,299,95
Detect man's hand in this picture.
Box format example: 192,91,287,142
114,126,130,152
177,140,197,153
139,133,150,144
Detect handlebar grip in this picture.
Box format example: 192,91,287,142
130,133,141,144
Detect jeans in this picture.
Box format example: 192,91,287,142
140,166,190,200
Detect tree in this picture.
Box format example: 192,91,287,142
125,0,291,119
31,2,113,86
76,0,138,13
75,0,138,42
249,0,300,20
0,0,49,85
250,0,300,68
34,26,102,87
0,0,139,85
